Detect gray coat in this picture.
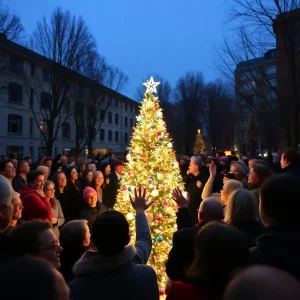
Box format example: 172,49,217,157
51,199,65,238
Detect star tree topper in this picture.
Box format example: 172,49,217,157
143,76,160,94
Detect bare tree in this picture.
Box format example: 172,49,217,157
174,72,206,154
0,7,24,41
28,7,97,156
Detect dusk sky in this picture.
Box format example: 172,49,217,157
3,0,231,100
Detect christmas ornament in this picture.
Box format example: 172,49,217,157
143,76,160,94
156,235,164,243
126,213,134,221
151,189,159,197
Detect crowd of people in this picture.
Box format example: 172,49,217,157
1,149,300,299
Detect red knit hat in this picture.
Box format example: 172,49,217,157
114,161,124,167
83,186,97,199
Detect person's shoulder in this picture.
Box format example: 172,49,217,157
173,226,197,241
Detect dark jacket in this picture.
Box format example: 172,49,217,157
80,202,107,230
64,183,84,222
0,232,12,264
109,171,121,207
282,163,300,180
69,213,158,300
12,174,27,192
250,225,300,280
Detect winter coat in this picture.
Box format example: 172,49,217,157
250,225,300,280
20,186,52,221
12,174,27,192
282,163,300,180
69,213,158,300
64,183,84,221
51,200,65,239
80,201,107,230
109,171,121,207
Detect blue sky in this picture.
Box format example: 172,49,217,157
3,0,231,99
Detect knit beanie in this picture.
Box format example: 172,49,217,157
83,186,97,199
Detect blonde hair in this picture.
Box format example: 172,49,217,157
231,162,246,179
224,180,243,196
224,189,258,223
12,192,20,202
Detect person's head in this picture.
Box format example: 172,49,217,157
17,160,30,175
87,163,96,173
44,180,55,201
221,180,243,205
11,192,23,223
52,171,67,190
248,164,272,187
259,175,300,227
83,186,98,208
248,158,257,170
0,175,13,232
92,211,130,256
224,190,258,223
25,157,32,166
281,148,300,169
83,169,93,183
230,162,246,181
59,220,90,251
43,157,53,169
0,160,16,179
224,266,300,300
79,162,86,172
198,198,223,222
188,157,202,175
92,171,104,188
11,158,18,169
11,220,63,269
60,156,67,166
100,162,111,175
66,166,78,183
187,222,249,294
37,166,50,180
27,171,45,190
0,257,69,300
114,161,124,175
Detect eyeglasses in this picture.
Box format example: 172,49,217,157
13,202,23,208
39,241,60,252
45,188,55,192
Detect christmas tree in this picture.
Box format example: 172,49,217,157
193,129,205,155
246,111,258,155
115,76,184,297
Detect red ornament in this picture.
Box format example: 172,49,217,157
170,149,175,153
156,131,161,136
162,200,168,206
166,133,170,137
155,216,162,222
159,290,165,296
122,185,127,191
131,132,135,136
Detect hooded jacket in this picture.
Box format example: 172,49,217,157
80,201,107,230
20,186,52,221
250,225,300,280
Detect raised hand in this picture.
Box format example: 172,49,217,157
130,186,154,213
209,160,217,178
172,188,190,208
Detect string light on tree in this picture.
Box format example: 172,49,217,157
115,76,184,298
193,129,205,155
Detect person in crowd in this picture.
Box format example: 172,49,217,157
99,161,115,209
224,266,300,300
81,186,107,230
20,171,52,222
110,160,124,206
166,190,224,283
224,189,264,247
179,156,190,179
0,257,70,300
227,161,248,188
78,161,86,179
69,187,158,300
167,222,249,300
52,171,69,219
87,163,97,174
12,160,30,192
10,158,18,170
0,160,16,186
59,220,91,282
184,157,209,225
4,192,23,236
80,169,93,194
10,220,63,269
24,156,32,167
44,180,65,238
280,148,300,179
250,175,300,280
90,171,104,202
99,161,111,185
202,161,243,207
0,175,13,263
65,166,84,221
248,163,272,201
37,165,50,180
43,157,53,170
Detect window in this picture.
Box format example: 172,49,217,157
7,146,23,159
269,79,277,86
130,118,133,128
115,98,119,107
8,114,22,134
241,82,256,92
39,120,48,135
124,132,128,143
240,71,255,81
30,64,35,77
29,117,33,136
108,111,112,124
100,128,105,141
100,109,105,122
63,98,70,113
41,92,52,109
125,103,128,111
29,88,34,108
10,57,23,74
108,130,112,141
115,114,119,125
115,131,119,142
8,83,23,104
62,123,71,138
267,65,276,74
124,117,128,127
43,70,51,82
268,92,277,100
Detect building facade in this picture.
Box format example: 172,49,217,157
0,34,138,161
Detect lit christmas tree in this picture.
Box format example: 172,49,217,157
115,76,184,297
246,111,258,155
193,129,205,155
